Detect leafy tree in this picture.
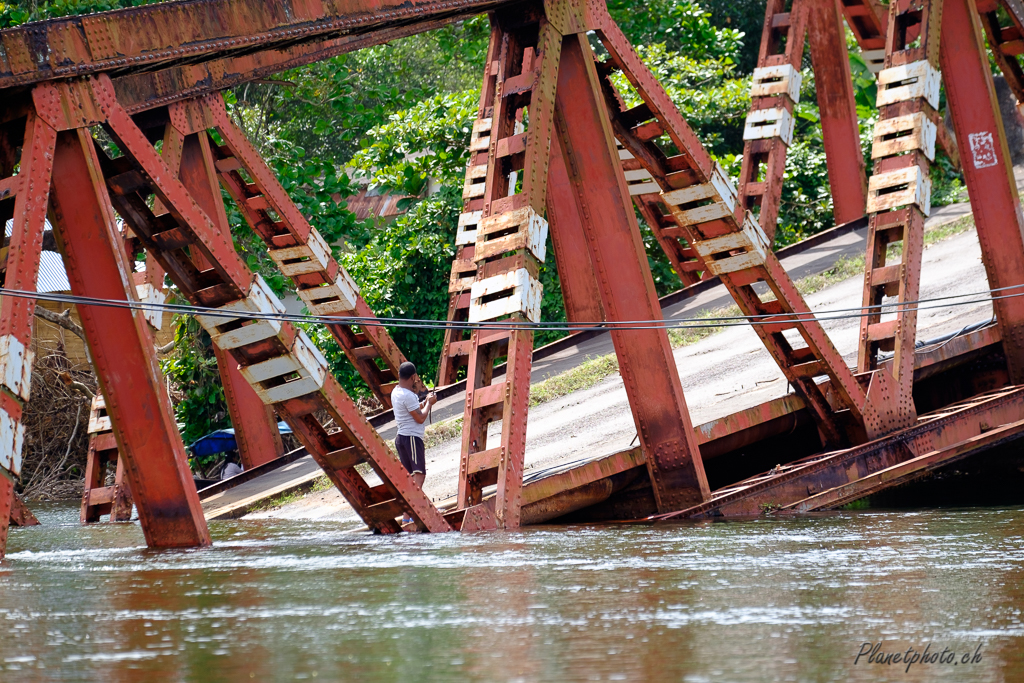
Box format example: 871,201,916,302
608,0,744,59
159,316,230,469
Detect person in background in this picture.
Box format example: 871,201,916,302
391,362,436,523
221,450,244,480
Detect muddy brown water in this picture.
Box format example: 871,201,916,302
2,503,1023,682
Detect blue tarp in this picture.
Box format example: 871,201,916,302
189,421,293,457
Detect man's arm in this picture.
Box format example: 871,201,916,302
406,392,437,424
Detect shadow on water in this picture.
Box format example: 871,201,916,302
2,502,1024,682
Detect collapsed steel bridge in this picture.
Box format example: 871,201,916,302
2,0,1024,556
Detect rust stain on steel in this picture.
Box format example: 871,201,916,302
657,386,1024,520
0,0,509,89
693,394,806,446
942,0,1024,384
521,447,646,507
899,324,1001,381
9,492,40,527
784,415,1024,512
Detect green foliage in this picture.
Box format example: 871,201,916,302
351,91,480,192
232,19,489,163
607,0,744,59
159,316,230,470
930,151,966,207
703,0,770,72
338,186,461,383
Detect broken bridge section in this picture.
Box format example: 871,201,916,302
3,0,1024,554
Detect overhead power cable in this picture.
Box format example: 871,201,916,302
0,281,1017,333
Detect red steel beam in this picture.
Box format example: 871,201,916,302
546,133,606,324
553,32,709,511
0,110,56,558
807,0,868,226
941,0,1024,384
50,127,211,548
784,416,1024,511
657,385,1024,519
977,1,1024,107
0,0,506,89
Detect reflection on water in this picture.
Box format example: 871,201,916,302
2,503,1024,682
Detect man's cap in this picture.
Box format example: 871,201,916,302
399,361,417,380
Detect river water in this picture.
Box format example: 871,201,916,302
1,503,1023,682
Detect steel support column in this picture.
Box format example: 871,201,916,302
50,128,211,548
553,33,709,511
0,111,55,558
546,133,605,324
855,0,945,431
438,26,501,386
807,0,868,225
942,0,1024,383
454,11,564,529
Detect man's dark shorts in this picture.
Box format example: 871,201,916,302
395,434,426,475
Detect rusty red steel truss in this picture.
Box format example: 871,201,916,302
2,0,1024,556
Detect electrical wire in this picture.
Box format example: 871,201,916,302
0,280,1015,333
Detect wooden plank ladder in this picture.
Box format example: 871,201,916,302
450,14,563,530
80,394,134,524
590,10,909,445
735,0,809,243
437,26,501,387
856,0,946,434
197,97,417,408
82,75,450,534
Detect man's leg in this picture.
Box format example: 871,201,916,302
395,434,422,524
412,437,426,488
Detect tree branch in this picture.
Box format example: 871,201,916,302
34,305,86,341
58,371,94,400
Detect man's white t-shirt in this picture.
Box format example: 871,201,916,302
392,386,426,439
221,462,243,480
